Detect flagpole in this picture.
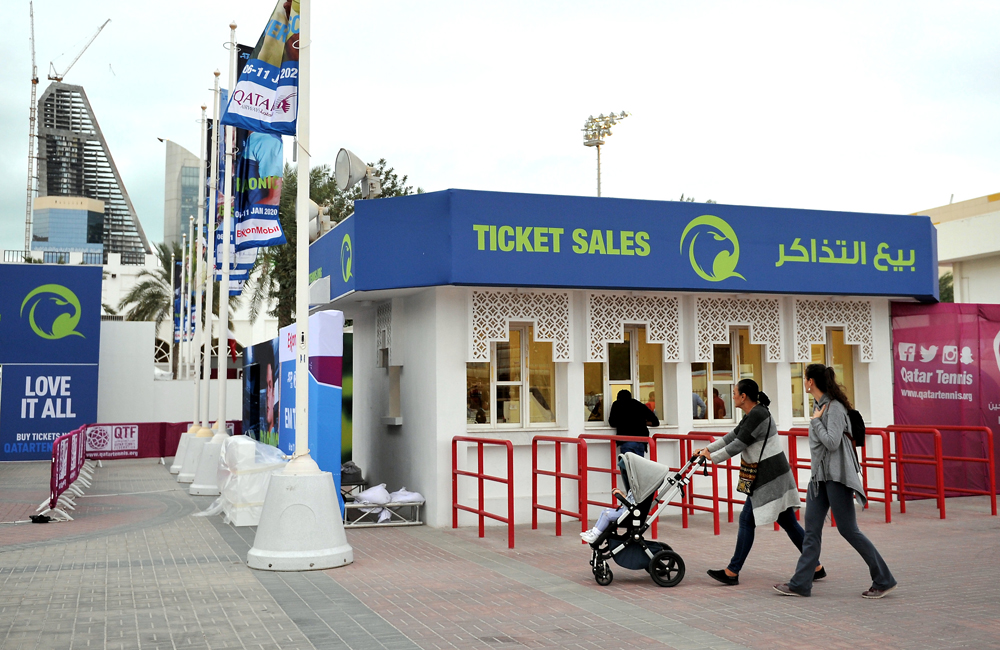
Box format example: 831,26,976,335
216,21,237,436
294,2,311,462
247,0,353,572
193,104,207,427
188,215,199,425
169,252,175,379
180,231,188,380
203,71,220,429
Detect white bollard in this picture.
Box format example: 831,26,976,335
189,434,224,496
177,434,209,484
247,455,353,571
170,429,197,474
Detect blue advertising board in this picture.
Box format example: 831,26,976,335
0,264,103,461
310,190,939,301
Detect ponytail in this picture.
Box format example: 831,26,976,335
735,379,770,407
805,363,853,410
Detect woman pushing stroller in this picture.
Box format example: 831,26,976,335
694,379,825,586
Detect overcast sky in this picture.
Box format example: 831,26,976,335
3,0,1000,250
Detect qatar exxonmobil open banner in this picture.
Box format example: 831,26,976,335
892,302,1000,495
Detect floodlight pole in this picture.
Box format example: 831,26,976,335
582,112,628,198
202,72,221,428
216,22,237,436
596,145,601,197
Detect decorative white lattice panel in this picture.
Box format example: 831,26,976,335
469,290,571,362
586,293,681,362
695,297,783,362
376,301,391,367
793,299,874,363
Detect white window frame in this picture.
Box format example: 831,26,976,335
586,325,664,427
467,324,558,429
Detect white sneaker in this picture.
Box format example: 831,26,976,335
580,528,600,544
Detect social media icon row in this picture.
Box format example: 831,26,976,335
897,342,973,364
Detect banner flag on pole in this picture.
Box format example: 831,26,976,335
215,220,259,272
233,126,286,250
221,2,300,135
173,260,182,343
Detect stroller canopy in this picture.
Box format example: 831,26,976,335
620,452,670,503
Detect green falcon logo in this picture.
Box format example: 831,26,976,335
341,233,353,282
679,215,745,282
20,284,85,339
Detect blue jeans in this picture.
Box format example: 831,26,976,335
616,442,646,492
727,497,806,574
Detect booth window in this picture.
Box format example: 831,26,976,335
466,325,556,427
583,326,663,425
692,328,761,423
791,329,855,419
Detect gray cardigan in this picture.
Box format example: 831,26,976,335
809,394,866,504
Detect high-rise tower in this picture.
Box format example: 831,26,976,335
35,82,151,259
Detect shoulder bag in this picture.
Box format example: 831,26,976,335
736,413,772,496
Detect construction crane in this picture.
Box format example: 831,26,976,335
47,18,111,82
23,1,39,253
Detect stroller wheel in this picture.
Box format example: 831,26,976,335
649,550,685,587
594,565,614,586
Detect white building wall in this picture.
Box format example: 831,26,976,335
344,287,895,530
98,321,241,423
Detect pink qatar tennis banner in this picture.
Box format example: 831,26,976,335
891,302,1000,495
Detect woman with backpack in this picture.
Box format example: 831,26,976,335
774,364,897,599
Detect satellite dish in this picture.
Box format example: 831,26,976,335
335,149,368,192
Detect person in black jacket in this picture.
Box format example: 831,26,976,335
607,389,658,490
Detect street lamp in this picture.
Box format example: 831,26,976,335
582,111,629,197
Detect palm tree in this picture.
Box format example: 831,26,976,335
118,241,240,377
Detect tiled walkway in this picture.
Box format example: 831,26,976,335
1,458,998,649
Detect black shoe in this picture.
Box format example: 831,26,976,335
814,567,827,580
707,569,738,585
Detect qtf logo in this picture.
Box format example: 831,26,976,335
679,215,745,282
20,284,85,340
341,233,353,282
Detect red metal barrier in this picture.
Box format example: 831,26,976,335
859,428,893,523
888,425,996,516
531,436,588,536
653,433,721,535
885,426,946,519
578,434,659,535
452,436,515,548
46,425,87,518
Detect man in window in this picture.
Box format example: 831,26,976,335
713,387,727,419
609,389,659,490
693,392,707,419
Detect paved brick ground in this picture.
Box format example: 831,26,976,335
1,458,998,649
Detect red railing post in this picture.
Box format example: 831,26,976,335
887,426,946,519
532,436,589,537
452,436,516,548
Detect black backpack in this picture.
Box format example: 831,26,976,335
846,409,866,447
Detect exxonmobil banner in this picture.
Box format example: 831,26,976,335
891,302,1000,494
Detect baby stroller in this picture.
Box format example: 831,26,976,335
588,452,708,587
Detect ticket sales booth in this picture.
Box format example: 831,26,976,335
308,189,938,528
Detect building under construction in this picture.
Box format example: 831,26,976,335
35,82,151,260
